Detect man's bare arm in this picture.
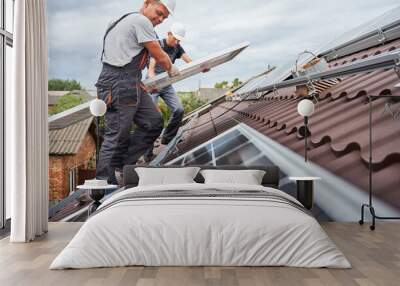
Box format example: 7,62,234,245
148,58,157,78
181,53,192,64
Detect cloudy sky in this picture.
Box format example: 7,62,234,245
47,0,399,92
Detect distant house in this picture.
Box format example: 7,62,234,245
48,102,96,205
197,88,229,102
48,90,95,114
48,90,71,106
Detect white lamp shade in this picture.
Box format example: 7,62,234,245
90,99,107,117
297,99,315,117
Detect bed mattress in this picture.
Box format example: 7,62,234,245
50,183,351,269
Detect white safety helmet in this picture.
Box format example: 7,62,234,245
159,0,176,16
171,22,186,41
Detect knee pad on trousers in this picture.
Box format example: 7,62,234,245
153,116,164,133
141,116,163,132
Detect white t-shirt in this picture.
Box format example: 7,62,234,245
102,13,157,67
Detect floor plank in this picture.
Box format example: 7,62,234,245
0,222,399,286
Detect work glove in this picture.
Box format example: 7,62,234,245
168,64,181,77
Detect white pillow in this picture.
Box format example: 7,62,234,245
135,167,201,186
200,169,266,185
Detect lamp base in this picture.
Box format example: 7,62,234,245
88,189,105,215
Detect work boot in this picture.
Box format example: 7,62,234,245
114,169,123,187
143,153,156,163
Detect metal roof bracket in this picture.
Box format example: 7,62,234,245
272,86,279,97
377,28,387,44
254,87,262,100
383,59,400,119
331,49,338,60
394,59,400,88
381,102,396,118
306,78,319,103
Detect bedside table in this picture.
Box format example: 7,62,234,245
289,177,321,210
77,184,118,215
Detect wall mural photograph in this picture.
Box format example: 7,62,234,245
1,0,400,285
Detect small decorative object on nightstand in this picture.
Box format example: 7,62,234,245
77,180,117,215
289,177,321,210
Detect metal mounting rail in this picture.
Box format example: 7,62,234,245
257,50,400,93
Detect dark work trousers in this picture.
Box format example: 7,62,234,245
95,53,163,184
144,85,184,158
152,85,184,143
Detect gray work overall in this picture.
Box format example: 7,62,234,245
95,14,163,183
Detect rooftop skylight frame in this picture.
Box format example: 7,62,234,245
165,124,273,167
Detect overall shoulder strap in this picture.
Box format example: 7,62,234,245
159,38,166,49
101,12,136,62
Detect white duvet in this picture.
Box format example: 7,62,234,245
50,183,351,269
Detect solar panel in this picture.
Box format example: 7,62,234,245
235,55,314,96
318,6,400,58
235,6,400,98
143,42,250,90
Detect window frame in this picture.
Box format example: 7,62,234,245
1,0,14,229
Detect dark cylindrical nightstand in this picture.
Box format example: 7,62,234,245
77,183,118,216
87,189,106,215
289,177,321,210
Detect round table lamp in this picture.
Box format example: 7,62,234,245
297,99,315,162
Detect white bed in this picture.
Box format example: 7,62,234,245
50,183,351,269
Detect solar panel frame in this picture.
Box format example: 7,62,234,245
142,42,250,90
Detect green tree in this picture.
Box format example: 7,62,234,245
232,78,242,87
180,92,207,114
157,100,172,126
156,92,207,126
214,80,229,89
49,93,86,115
49,79,82,91
214,78,242,89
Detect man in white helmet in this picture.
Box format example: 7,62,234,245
144,22,208,162
95,0,180,184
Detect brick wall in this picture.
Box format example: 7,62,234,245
49,133,96,201
49,157,64,201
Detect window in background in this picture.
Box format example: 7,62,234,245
5,0,13,33
0,25,4,229
1,0,13,229
5,44,12,221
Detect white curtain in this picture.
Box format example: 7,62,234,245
7,0,49,242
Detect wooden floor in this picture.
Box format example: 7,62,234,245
0,222,399,286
